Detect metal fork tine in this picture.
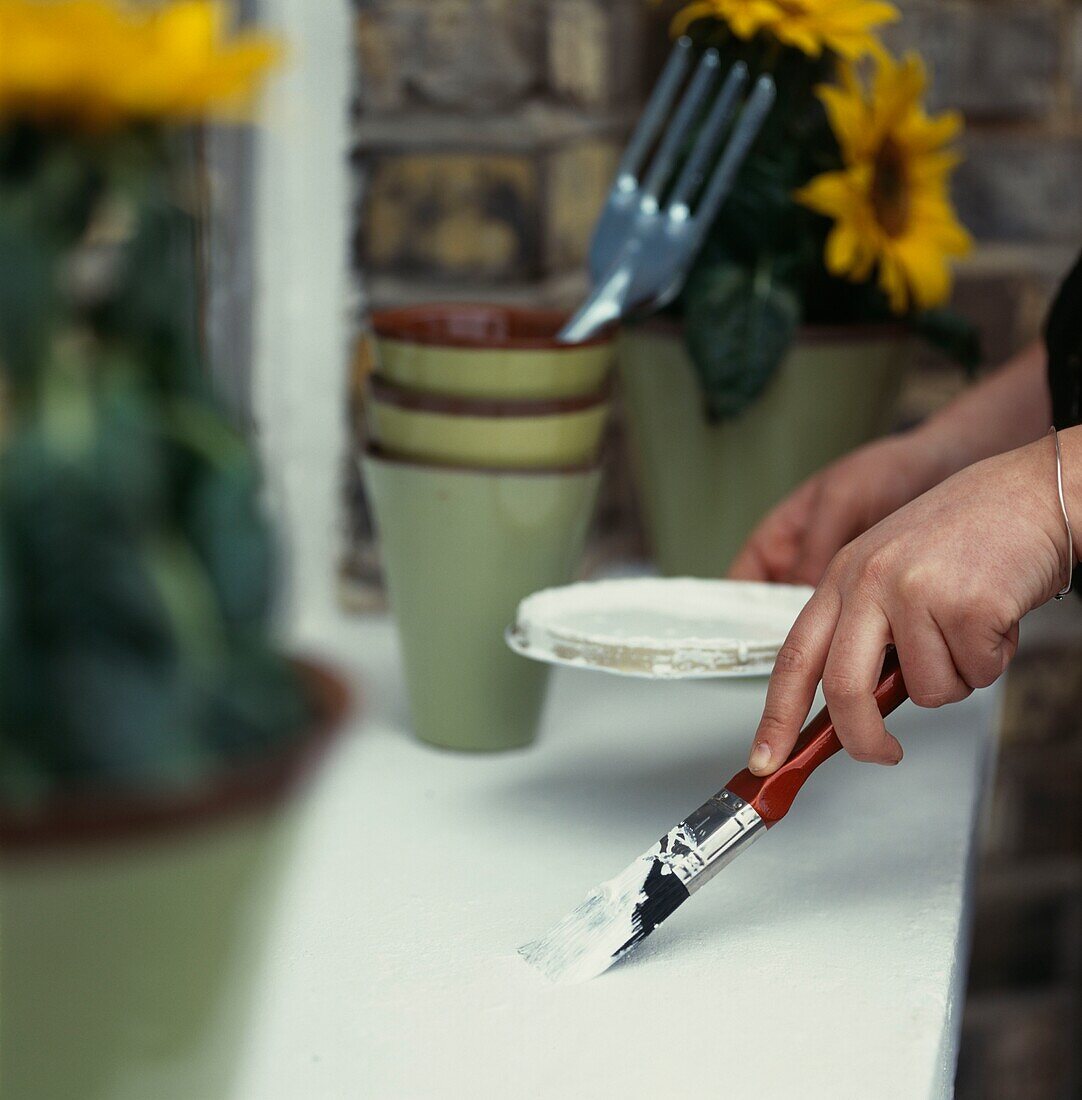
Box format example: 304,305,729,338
564,61,777,343
640,48,721,209
613,37,694,191
667,61,748,217
692,75,775,240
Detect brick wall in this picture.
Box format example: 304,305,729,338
889,0,1082,377
354,0,1082,353
960,627,1082,1099
348,0,1082,535
350,11,1082,1089
354,0,655,310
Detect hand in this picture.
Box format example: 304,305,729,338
746,437,1071,775
729,429,960,586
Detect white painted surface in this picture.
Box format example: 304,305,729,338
249,0,352,640
234,615,1000,1100
511,576,813,678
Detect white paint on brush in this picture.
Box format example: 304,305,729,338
518,838,665,984
511,577,812,679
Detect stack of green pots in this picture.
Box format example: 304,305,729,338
362,305,616,752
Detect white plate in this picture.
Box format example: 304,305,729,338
506,576,812,680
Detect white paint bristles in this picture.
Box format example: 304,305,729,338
519,835,691,984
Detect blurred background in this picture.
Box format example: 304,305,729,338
347,0,1082,582
345,2,1081,1096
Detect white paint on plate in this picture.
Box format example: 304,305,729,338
508,577,813,679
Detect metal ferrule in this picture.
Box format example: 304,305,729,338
662,788,765,894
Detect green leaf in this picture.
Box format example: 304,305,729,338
913,308,982,374
0,220,56,386
0,126,103,247
185,456,276,636
92,172,205,393
682,254,802,421
0,128,310,803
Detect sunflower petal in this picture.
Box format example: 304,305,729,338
671,0,896,60
806,45,970,310
893,234,953,308
897,108,962,155
825,221,864,274
776,22,825,56
794,169,858,217
670,1,721,36
0,0,279,127
878,250,911,313
817,82,869,162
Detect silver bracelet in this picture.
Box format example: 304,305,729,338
1049,426,1074,600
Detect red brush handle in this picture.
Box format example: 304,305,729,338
726,649,909,825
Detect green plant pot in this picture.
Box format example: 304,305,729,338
366,377,610,470
619,322,907,577
0,662,348,1100
362,450,600,751
371,303,615,400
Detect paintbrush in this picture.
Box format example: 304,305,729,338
520,649,909,983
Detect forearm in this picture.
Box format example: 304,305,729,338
911,341,1051,477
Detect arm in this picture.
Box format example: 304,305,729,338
746,423,1080,775
917,340,1050,468
730,341,1051,585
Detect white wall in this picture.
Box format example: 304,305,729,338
249,0,354,642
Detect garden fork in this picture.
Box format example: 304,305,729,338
557,39,775,344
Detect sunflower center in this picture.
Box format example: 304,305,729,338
871,139,910,237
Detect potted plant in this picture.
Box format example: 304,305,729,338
0,3,348,1096
622,0,978,575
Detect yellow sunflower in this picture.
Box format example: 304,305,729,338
670,0,898,60
794,53,972,313
0,0,280,129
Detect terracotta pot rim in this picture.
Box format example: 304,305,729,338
632,316,910,344
362,443,601,478
0,659,351,856
371,303,617,351
368,374,611,417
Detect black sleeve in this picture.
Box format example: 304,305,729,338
1045,252,1082,431
1043,252,1082,596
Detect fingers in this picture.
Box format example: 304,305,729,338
748,588,841,775
890,605,972,709
788,482,865,586
821,606,903,765
748,590,1014,776
729,478,819,582
727,538,773,582
935,605,1019,690
999,621,1021,674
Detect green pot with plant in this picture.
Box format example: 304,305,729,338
0,4,347,1097
621,0,978,575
